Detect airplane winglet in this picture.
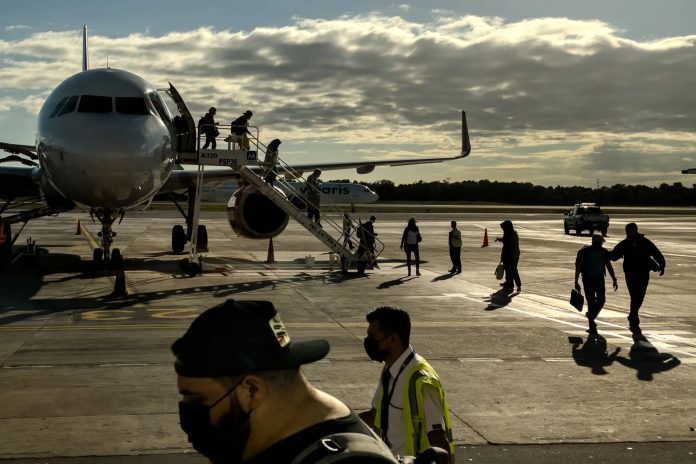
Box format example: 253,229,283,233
460,110,471,158
82,25,88,72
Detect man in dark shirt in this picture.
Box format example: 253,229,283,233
199,107,219,149
575,234,618,334
609,223,666,335
231,110,253,149
172,300,376,464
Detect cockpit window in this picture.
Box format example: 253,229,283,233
78,95,113,113
115,97,149,115
148,92,172,124
49,97,68,118
57,95,79,117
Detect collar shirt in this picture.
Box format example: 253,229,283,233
370,346,446,458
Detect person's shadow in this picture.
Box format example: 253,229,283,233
615,334,681,381
483,287,518,311
569,335,620,375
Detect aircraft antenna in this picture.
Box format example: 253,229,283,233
82,25,89,71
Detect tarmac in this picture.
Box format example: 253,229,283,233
1,208,696,463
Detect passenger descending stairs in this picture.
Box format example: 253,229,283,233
237,165,379,271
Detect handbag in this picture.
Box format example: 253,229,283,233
494,262,504,280
648,257,661,272
570,289,584,311
417,233,422,243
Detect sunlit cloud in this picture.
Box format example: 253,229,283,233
0,14,695,186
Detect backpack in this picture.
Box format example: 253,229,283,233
290,432,449,464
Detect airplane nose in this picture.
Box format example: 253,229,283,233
42,116,173,208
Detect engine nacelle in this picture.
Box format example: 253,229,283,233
227,185,289,238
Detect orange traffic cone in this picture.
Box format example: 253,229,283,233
75,220,82,235
266,238,275,263
481,228,489,247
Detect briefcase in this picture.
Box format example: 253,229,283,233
570,289,584,312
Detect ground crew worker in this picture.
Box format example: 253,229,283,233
448,221,462,274
172,299,384,463
574,234,618,334
359,306,455,463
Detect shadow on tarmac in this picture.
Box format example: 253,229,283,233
483,287,519,311
377,276,416,289
0,268,353,326
569,334,681,380
569,334,621,375
615,334,681,381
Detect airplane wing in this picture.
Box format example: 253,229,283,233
0,142,38,160
163,111,471,190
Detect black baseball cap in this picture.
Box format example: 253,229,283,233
172,300,330,377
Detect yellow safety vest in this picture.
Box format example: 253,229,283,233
374,358,455,457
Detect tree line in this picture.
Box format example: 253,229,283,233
330,179,696,206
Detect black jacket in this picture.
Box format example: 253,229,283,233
610,234,665,274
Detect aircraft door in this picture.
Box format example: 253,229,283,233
161,83,196,158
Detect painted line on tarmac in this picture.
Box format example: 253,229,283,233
81,224,100,251
444,291,696,360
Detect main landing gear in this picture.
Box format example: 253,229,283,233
169,186,208,254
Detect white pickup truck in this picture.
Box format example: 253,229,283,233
563,203,610,236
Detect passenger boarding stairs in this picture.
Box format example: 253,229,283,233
185,120,383,273
238,157,384,271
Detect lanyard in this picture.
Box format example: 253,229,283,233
381,351,415,440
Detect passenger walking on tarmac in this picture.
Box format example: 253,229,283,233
306,169,322,226
172,299,395,464
230,110,253,149
575,234,618,334
448,221,462,274
342,212,355,250
359,306,455,463
495,220,521,291
263,138,281,187
609,223,666,335
364,215,379,269
199,107,219,149
400,217,421,276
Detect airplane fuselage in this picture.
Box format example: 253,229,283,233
37,68,175,209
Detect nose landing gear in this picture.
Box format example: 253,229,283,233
89,208,126,272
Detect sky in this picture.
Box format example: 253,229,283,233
1,0,695,188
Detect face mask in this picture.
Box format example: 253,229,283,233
364,336,389,362
178,385,251,464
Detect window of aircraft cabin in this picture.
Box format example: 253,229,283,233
148,92,172,124
49,97,68,118
57,95,79,117
77,95,113,113
115,97,149,115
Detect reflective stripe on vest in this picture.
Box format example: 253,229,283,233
374,359,454,457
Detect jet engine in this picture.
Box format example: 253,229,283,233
227,185,289,238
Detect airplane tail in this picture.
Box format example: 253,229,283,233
82,25,88,71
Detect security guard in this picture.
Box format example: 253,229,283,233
359,307,455,463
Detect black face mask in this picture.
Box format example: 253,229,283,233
178,385,251,464
364,336,389,362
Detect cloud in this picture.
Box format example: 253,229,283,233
5,25,33,32
0,15,695,186
397,4,411,12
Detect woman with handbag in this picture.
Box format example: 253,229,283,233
497,220,521,291
400,217,421,276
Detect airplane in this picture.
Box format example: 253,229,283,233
199,180,379,205
0,26,471,270
682,169,696,174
